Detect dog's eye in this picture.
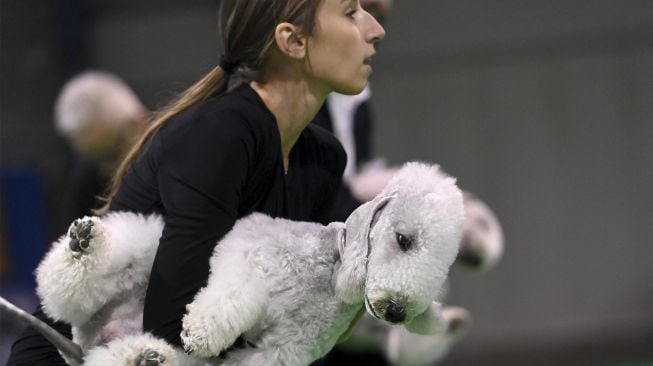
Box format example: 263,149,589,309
396,233,412,251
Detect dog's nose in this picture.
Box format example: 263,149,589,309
384,302,406,323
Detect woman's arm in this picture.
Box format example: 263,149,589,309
143,110,255,347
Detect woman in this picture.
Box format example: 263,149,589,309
7,0,385,364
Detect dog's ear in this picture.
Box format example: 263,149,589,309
404,301,446,335
335,194,394,304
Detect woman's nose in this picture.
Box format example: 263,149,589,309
364,11,386,43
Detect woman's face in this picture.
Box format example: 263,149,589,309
306,0,386,95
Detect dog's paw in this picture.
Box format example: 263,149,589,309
181,317,228,359
134,348,167,366
180,327,211,358
67,217,104,258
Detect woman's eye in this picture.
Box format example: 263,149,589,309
346,9,357,19
396,233,413,251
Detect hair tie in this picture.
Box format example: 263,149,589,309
219,55,238,75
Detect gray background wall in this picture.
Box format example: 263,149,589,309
1,0,651,365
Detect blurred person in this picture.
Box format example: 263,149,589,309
54,71,149,224
5,71,149,366
6,0,385,364
316,0,505,365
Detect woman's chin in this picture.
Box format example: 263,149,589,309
334,80,368,96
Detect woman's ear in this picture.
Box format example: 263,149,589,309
274,22,307,59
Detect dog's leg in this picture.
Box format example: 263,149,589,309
36,217,115,326
219,344,316,366
385,306,471,366
403,301,446,335
181,248,268,358
83,333,212,366
37,214,161,327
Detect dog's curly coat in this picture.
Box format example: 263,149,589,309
36,162,464,366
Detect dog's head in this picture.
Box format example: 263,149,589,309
335,162,464,325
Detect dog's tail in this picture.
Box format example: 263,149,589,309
0,296,84,366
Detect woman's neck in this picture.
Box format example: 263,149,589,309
250,78,327,164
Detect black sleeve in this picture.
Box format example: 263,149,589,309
329,98,370,221
143,109,255,347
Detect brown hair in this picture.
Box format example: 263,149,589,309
96,0,322,214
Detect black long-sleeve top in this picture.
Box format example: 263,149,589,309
312,99,372,222
109,82,346,347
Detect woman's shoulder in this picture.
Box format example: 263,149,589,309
184,83,273,129
158,84,277,148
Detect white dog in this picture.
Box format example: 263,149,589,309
35,162,464,366
323,193,504,366
340,162,504,366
